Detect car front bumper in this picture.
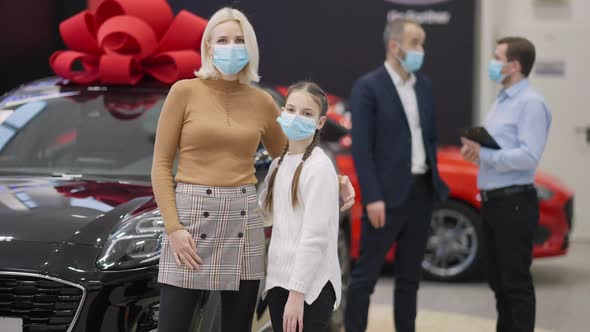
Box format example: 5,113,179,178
0,241,161,332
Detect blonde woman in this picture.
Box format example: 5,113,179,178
151,8,354,331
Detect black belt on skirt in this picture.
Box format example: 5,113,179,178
480,184,536,202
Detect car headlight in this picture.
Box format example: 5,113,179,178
535,185,554,201
97,209,165,270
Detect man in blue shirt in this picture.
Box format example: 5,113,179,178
461,37,551,332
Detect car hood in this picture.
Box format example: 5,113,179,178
0,176,155,245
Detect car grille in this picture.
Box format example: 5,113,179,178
0,273,84,332
564,197,574,230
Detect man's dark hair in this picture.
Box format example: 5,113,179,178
497,37,536,77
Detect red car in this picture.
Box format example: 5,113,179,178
338,146,574,282
277,87,574,282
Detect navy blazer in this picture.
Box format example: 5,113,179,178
350,65,449,207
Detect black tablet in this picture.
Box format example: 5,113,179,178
460,126,501,150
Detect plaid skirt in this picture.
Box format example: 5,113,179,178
158,183,265,291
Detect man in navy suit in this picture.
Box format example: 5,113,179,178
345,18,449,332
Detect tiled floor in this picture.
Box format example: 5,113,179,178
367,241,590,332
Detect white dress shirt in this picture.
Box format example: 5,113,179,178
259,147,342,309
384,61,428,174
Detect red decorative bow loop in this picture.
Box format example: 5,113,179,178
97,15,159,59
50,51,100,84
144,50,202,84
60,11,101,54
95,0,174,39
156,10,208,53
99,54,143,85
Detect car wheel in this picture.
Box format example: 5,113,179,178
421,200,485,282
329,219,351,332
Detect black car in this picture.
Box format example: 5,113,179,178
0,77,351,332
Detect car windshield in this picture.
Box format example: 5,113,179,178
0,90,167,179
0,83,346,180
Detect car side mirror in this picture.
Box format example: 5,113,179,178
322,118,349,142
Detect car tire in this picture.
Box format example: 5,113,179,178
329,219,351,332
421,200,485,282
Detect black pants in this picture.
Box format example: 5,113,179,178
157,280,260,332
345,175,434,332
267,282,336,332
481,187,539,332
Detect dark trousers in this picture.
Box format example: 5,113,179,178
157,280,260,332
267,282,336,332
481,187,539,332
345,175,434,332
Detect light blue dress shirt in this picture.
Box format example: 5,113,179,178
478,79,552,190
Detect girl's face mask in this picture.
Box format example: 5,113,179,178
276,111,318,141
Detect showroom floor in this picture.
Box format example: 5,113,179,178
367,241,590,332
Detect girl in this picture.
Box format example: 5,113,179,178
260,82,342,332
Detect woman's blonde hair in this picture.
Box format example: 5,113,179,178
195,7,260,84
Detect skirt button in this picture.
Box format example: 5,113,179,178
238,232,244,238
206,189,212,195
242,188,247,194
241,210,246,216
203,212,209,218
201,234,207,239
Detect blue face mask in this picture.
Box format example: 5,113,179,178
212,44,250,75
488,60,507,83
398,48,424,73
277,111,317,141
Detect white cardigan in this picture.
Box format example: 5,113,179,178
259,147,342,309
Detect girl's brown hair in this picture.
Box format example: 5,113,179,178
264,81,329,212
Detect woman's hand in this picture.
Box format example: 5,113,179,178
169,229,203,269
339,175,356,211
283,291,305,332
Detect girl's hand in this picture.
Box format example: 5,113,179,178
283,291,305,332
169,229,203,269
339,175,356,211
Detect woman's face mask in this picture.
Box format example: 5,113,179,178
212,44,250,76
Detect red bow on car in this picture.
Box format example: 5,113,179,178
50,0,208,85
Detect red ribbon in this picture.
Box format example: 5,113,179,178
51,0,208,85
